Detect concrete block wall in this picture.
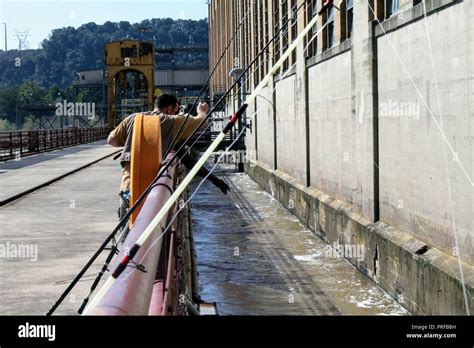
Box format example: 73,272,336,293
275,74,308,183
377,0,474,265
254,85,275,167
308,51,356,214
247,0,472,314
245,161,473,315
245,97,257,155
212,0,473,315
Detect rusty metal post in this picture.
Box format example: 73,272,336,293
9,132,12,157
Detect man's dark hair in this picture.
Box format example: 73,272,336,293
155,94,178,110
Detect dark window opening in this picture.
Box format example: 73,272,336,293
273,0,281,67
307,0,318,57
291,0,298,66
121,45,138,58
282,0,289,72
387,0,400,18
327,5,335,48
347,0,353,39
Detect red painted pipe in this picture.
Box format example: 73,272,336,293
87,153,176,315
148,230,175,316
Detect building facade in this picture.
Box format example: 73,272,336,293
208,0,473,315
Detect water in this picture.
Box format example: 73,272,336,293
190,166,408,316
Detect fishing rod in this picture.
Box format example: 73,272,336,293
128,2,307,196
83,0,330,314
47,1,305,316
116,1,333,288
120,127,249,288
166,0,300,158
164,11,295,173
157,4,307,173
79,12,299,313
165,8,252,159
181,0,339,166
80,1,309,315
74,10,256,317
75,159,178,314
181,3,332,165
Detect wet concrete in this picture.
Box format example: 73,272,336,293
191,166,409,316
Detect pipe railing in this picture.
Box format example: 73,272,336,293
86,153,178,315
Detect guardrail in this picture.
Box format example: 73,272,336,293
0,127,109,161
87,153,184,315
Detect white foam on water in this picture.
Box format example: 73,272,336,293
293,251,325,265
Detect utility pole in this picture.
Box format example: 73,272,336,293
2,23,6,51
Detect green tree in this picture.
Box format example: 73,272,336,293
18,81,46,107
0,118,13,130
0,86,19,123
0,16,209,119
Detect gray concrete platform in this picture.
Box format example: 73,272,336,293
0,145,122,315
0,141,120,206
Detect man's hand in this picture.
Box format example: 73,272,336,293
197,102,209,115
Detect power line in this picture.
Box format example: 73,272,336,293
14,29,30,50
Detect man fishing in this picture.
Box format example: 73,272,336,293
107,94,229,223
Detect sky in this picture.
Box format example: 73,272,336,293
0,0,209,50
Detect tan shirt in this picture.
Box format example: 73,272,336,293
109,111,206,192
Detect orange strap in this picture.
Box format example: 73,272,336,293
130,114,162,225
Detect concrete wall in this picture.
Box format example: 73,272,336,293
245,98,257,159
254,85,275,168
377,0,474,265
308,51,356,212
211,0,473,315
275,74,308,183
247,0,473,314
246,161,473,315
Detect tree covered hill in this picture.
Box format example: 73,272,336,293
0,18,209,89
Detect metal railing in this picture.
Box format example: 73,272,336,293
0,127,109,161
189,112,245,151
86,153,182,315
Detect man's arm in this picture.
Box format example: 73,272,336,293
107,116,131,147
173,102,209,142
107,133,121,147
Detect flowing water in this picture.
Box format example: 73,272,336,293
190,165,409,316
